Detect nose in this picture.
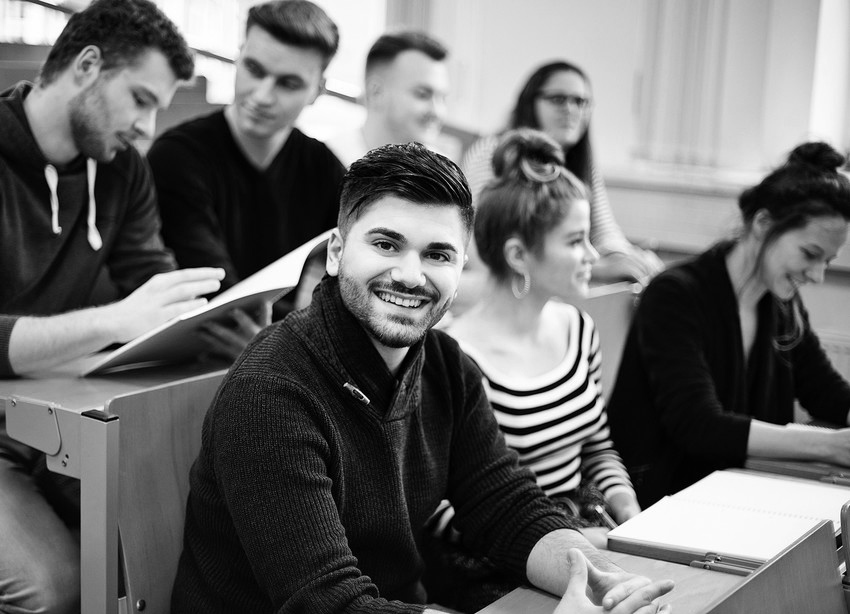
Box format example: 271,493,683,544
390,252,426,288
251,76,276,105
805,261,827,284
134,108,157,140
430,95,447,122
584,238,599,265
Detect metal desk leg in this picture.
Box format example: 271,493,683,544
80,410,119,614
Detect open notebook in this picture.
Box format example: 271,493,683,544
82,231,331,376
607,470,850,572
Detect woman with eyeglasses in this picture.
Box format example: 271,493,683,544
607,142,850,507
460,61,663,294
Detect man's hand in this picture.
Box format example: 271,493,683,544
105,268,225,342
198,302,273,361
555,549,673,614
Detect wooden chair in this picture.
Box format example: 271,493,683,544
106,370,226,614
576,282,642,397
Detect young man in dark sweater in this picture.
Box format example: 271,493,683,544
0,1,225,612
171,143,674,614
148,0,345,322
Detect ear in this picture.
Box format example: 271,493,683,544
364,73,384,107
503,236,529,276
751,209,773,240
326,228,343,277
307,76,325,107
72,45,104,86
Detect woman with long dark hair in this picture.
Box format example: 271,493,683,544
607,142,850,507
462,61,663,285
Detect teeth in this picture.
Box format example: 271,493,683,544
378,292,422,308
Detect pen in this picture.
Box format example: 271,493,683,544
594,504,619,530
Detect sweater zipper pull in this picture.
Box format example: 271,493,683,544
343,382,370,405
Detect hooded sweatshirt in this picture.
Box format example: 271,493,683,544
0,82,175,376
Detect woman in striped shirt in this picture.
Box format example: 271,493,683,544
456,61,662,315
431,128,640,547
424,129,641,611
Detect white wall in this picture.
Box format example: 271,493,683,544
430,0,646,169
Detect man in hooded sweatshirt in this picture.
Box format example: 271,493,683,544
0,1,224,611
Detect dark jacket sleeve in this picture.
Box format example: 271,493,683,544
634,274,751,463
148,136,239,288
0,315,18,377
442,347,575,580
791,304,850,425
104,154,176,296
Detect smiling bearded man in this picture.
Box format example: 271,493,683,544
171,142,674,614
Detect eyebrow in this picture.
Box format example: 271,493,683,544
367,227,459,253
135,86,162,109
242,56,307,85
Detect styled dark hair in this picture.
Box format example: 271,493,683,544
740,142,850,235
247,0,339,69
741,141,850,348
338,142,472,238
508,60,593,185
365,31,447,76
475,129,589,281
39,0,193,85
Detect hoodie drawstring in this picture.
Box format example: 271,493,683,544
44,164,60,236
43,159,102,251
86,159,102,250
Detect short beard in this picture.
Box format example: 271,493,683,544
68,77,113,162
338,268,450,349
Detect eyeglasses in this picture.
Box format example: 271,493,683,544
536,92,593,111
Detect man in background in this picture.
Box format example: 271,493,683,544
327,31,450,167
148,0,345,324
0,0,222,611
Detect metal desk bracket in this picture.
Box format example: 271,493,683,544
6,397,62,455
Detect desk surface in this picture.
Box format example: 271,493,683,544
476,549,742,614
0,357,227,413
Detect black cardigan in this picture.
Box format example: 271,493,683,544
607,242,850,506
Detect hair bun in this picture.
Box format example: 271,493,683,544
787,142,846,172
492,128,565,182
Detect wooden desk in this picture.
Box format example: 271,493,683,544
477,521,846,614
0,359,226,614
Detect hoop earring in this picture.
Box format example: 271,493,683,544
511,271,531,299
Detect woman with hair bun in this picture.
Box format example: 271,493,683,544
607,142,850,507
426,130,640,612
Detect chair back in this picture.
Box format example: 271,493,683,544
577,282,642,396
107,369,226,614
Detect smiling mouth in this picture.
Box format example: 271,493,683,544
377,291,425,309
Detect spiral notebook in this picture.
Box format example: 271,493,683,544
606,470,850,573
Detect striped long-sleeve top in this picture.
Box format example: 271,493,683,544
461,135,632,256
430,304,635,538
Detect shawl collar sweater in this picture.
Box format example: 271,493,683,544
172,276,573,613
608,242,850,506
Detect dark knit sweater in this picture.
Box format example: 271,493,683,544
0,82,175,377
608,242,850,506
147,111,344,294
171,276,574,613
